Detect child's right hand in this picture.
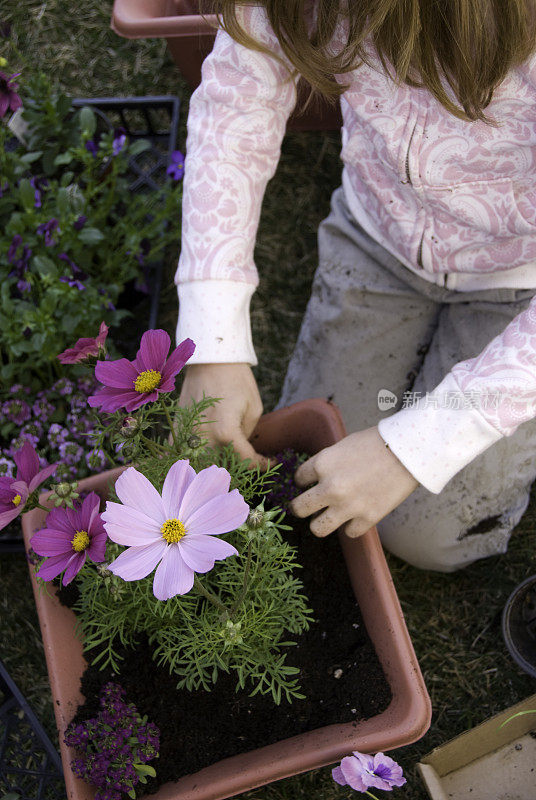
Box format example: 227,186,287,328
178,363,269,469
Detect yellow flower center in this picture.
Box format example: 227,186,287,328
71,530,90,552
12,494,22,507
161,518,187,543
134,369,161,393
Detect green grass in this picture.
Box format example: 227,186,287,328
2,3,536,799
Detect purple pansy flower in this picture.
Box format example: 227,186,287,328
73,215,87,231
0,71,22,118
36,218,59,246
30,176,47,208
103,460,249,600
166,150,185,181
88,330,195,413
31,492,107,585
7,234,22,263
112,128,127,156
0,442,57,531
58,321,109,364
332,751,406,794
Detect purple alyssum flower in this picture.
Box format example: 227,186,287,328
0,442,57,531
88,329,195,413
166,150,185,181
31,492,107,585
52,377,74,397
0,71,22,118
2,397,31,425
48,423,69,447
36,218,59,246
103,460,249,599
332,751,406,795
64,682,159,800
32,395,55,421
0,457,15,477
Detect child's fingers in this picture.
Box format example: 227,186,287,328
290,483,325,519
294,457,318,488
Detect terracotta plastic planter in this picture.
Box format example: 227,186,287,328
110,0,343,132
22,399,431,800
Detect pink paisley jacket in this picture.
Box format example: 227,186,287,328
175,6,536,493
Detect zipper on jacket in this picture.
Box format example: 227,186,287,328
403,121,418,185
416,231,424,268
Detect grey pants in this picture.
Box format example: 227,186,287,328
279,186,536,572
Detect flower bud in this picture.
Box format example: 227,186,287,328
120,415,139,438
246,507,265,529
187,434,201,449
56,482,76,498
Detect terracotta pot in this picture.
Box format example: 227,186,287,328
110,0,343,132
22,399,431,800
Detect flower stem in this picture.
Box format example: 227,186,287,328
162,401,179,449
140,435,167,457
194,576,229,614
231,543,252,614
35,502,51,513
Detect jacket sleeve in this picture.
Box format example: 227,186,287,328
175,5,299,364
378,294,536,493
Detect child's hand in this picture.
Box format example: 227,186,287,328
290,426,419,538
179,363,269,469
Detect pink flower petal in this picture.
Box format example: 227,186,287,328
78,492,100,532
178,465,232,520
331,766,348,787
108,540,167,581
183,490,249,536
0,505,23,531
36,552,72,582
153,546,194,600
161,460,196,518
160,338,195,383
30,528,74,557
63,552,86,585
95,358,139,389
102,501,162,546
123,390,158,411
87,532,108,562
114,468,166,524
14,442,39,485
44,506,74,535
28,462,57,493
179,534,237,572
136,329,170,373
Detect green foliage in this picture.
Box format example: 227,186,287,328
0,71,182,386
72,398,314,704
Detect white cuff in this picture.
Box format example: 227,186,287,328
377,373,503,493
176,279,257,365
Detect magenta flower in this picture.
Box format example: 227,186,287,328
102,460,249,600
332,751,406,794
0,442,57,531
57,321,109,364
0,71,22,118
31,492,107,585
88,330,195,413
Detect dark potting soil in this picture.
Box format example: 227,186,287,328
61,518,391,795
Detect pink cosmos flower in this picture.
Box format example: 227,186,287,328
102,460,249,600
0,442,57,531
332,751,406,793
31,492,107,585
0,71,22,118
57,321,109,364
88,330,195,413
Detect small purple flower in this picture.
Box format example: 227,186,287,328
21,420,43,441
10,384,30,396
36,218,59,246
73,215,87,231
85,139,98,156
59,441,84,465
48,423,69,447
32,396,54,421
112,128,127,156
7,234,22,263
85,449,108,472
332,751,406,794
31,492,108,585
0,457,15,477
60,276,85,290
0,180,9,197
166,150,185,181
52,378,74,397
0,71,22,118
30,177,47,208
2,398,31,426
17,279,31,294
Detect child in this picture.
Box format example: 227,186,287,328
177,1,536,571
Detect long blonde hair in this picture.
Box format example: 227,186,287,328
206,0,536,121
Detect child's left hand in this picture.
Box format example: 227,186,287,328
290,426,419,538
